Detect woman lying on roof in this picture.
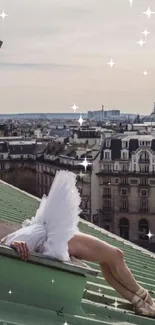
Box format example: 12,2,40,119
1,170,155,317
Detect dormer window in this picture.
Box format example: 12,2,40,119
106,140,111,148
122,141,129,149
121,150,129,160
104,150,111,160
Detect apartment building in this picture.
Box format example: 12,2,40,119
97,134,155,246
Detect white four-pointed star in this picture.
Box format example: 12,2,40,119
78,115,84,126
79,157,92,172
142,29,150,37
0,10,8,19
129,0,134,7
147,231,154,240
143,7,155,19
71,103,78,112
107,59,115,68
137,39,146,47
8,290,12,294
143,70,148,76
114,298,118,310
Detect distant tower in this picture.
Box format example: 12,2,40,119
150,102,155,115
102,105,104,119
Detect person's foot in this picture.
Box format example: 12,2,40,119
132,295,155,317
136,287,155,307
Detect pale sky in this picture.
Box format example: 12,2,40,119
0,0,155,114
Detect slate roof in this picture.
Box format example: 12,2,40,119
101,135,155,160
0,179,155,324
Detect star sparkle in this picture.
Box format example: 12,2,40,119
143,7,155,19
8,290,12,294
71,103,78,112
0,10,8,19
137,39,146,48
78,114,84,126
147,231,154,240
79,157,92,172
128,0,134,7
143,70,148,76
142,28,150,37
107,59,115,68
113,298,118,310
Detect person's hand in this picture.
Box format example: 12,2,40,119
10,241,30,261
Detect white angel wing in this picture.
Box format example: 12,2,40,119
22,194,47,227
42,170,81,261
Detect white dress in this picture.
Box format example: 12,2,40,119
4,170,81,261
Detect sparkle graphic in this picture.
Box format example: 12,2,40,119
98,288,102,293
78,114,84,126
137,39,146,48
107,59,115,68
143,7,155,19
129,0,134,7
51,279,55,283
79,157,92,172
8,290,12,294
0,10,8,20
64,322,68,325
147,231,154,240
71,103,78,112
142,28,150,37
143,70,148,76
113,298,118,310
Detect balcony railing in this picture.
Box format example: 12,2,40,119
139,159,150,164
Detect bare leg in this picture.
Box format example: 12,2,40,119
100,262,134,302
68,233,153,305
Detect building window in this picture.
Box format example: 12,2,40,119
139,151,150,162
106,140,111,148
103,199,111,209
121,151,128,160
103,187,111,197
104,151,111,160
121,164,128,172
139,219,149,240
122,141,128,149
103,213,112,222
140,177,148,185
83,200,88,209
103,164,112,172
115,178,119,184
139,165,149,173
120,199,128,211
140,189,148,197
140,200,148,212
121,177,128,184
121,188,128,196
118,218,129,239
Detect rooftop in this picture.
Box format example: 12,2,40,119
0,179,155,324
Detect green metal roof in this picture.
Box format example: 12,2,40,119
0,179,155,325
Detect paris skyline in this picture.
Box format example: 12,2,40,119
0,0,155,114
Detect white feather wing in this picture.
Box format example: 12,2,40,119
42,170,81,261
